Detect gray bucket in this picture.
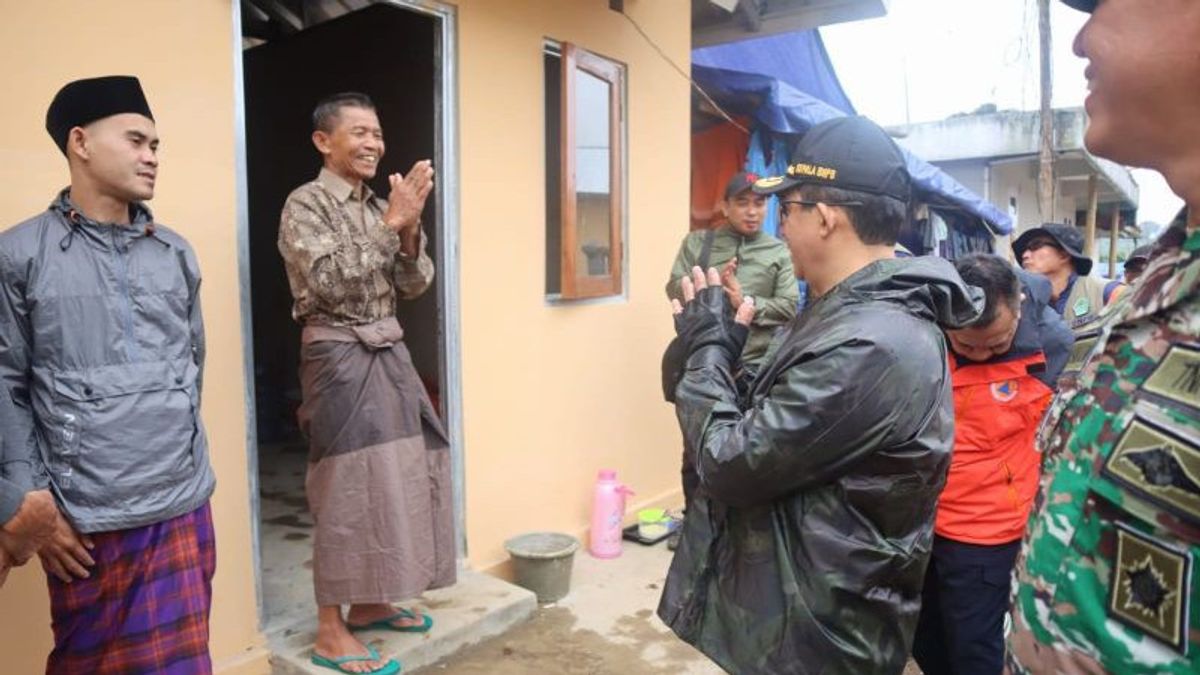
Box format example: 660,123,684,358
504,532,580,604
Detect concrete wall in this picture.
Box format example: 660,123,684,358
0,1,268,673
988,160,1079,234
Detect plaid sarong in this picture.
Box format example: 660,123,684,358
46,502,216,674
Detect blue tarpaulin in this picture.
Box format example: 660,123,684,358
693,30,857,116
691,35,1013,235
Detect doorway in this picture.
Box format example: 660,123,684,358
235,0,462,630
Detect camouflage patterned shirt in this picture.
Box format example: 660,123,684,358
1006,212,1200,673
278,168,434,326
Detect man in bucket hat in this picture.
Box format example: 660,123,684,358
658,116,982,674
1012,222,1125,331
1006,1,1200,672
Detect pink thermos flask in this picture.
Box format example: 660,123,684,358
589,469,633,558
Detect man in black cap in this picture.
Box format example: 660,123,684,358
664,171,797,523
0,76,216,673
1007,1,1200,672
1012,222,1125,331
658,116,982,674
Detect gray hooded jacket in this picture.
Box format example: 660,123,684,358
660,257,982,675
0,190,215,533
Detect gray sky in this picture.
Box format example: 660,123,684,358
820,0,1182,227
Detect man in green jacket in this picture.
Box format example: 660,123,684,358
666,171,798,367
665,172,797,516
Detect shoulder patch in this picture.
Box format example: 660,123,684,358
1141,344,1200,412
1103,415,1200,528
1109,522,1192,655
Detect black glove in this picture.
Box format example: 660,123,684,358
661,286,748,402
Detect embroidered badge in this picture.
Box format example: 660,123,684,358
990,380,1019,402
1103,415,1200,527
1108,522,1192,655
754,176,784,189
1064,330,1101,373
1073,296,1091,317
1141,344,1200,412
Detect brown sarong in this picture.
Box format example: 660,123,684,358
299,317,456,606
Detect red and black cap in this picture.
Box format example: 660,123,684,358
751,116,911,203
723,171,761,199
46,76,154,155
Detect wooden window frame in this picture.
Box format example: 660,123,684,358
558,42,625,300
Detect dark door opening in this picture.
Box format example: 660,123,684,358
241,1,443,628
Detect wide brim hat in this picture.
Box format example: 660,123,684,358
1012,223,1094,276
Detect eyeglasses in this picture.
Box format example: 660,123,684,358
1023,239,1062,253
778,199,864,218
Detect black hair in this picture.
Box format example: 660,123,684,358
793,184,906,246
312,92,376,133
954,253,1021,328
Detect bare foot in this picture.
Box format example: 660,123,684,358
314,607,390,673
347,603,428,629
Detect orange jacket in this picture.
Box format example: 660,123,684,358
935,353,1053,545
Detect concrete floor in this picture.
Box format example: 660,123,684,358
418,539,723,674
259,445,922,674
418,538,924,675
259,441,317,629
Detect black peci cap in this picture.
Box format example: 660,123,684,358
751,116,911,203
46,76,154,155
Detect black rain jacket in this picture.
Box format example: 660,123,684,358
660,257,982,675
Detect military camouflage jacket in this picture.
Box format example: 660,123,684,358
1007,213,1200,673
278,168,434,326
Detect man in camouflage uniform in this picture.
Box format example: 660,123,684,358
1006,1,1200,672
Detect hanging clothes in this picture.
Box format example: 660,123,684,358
691,119,750,230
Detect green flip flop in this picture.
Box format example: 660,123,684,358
311,645,401,675
348,608,434,633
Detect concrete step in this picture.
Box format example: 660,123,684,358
267,570,537,674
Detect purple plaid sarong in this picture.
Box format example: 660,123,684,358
46,502,217,675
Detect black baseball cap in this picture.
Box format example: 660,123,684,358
724,171,761,199
1059,0,1095,12
1012,223,1094,276
752,116,911,203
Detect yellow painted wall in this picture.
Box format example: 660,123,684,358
0,2,268,673
0,0,691,668
454,0,691,570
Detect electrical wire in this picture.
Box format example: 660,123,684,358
617,9,749,135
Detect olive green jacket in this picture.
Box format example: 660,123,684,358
666,226,798,365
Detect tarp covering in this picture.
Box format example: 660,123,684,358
692,30,857,116
691,63,1013,235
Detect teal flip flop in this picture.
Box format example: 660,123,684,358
311,645,401,675
348,608,434,633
